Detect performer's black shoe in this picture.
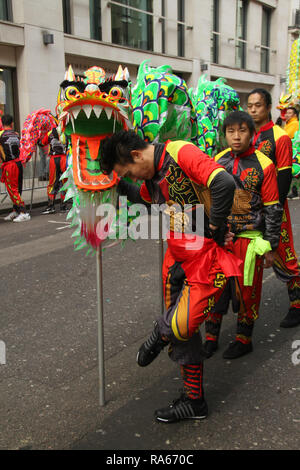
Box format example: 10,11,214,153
287,186,298,199
60,203,68,213
202,340,218,358
222,340,253,359
280,308,300,328
42,205,55,215
155,393,208,423
136,322,168,367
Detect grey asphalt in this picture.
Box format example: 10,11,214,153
0,198,299,451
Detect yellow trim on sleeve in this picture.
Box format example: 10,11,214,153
165,140,187,163
207,167,225,187
255,150,273,170
273,124,288,141
214,148,230,162
278,166,292,171
263,200,280,206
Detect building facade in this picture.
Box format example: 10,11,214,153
0,0,300,132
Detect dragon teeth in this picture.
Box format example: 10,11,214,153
104,107,113,120
83,104,93,119
70,115,75,133
71,107,81,119
93,105,102,118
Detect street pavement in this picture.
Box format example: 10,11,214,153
0,199,299,451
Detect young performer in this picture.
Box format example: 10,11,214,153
100,130,241,423
204,111,283,359
0,114,31,222
41,126,67,214
247,89,300,328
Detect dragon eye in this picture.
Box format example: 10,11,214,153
109,87,123,99
65,86,80,100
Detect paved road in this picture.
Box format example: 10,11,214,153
0,201,299,451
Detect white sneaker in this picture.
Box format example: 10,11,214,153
13,212,31,223
4,210,18,221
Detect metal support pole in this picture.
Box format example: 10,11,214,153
96,246,106,406
158,211,164,315
29,151,37,214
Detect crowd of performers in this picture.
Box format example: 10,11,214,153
1,87,300,424
0,115,68,221
100,88,300,424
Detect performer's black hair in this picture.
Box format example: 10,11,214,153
1,114,13,126
223,110,255,136
100,130,148,175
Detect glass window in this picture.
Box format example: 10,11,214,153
0,68,14,117
0,0,12,21
177,0,185,57
211,0,219,64
62,0,72,34
111,0,153,51
235,0,247,69
90,0,102,40
261,7,271,73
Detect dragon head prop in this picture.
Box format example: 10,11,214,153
57,65,132,192
277,92,300,121
58,65,133,250
131,60,198,145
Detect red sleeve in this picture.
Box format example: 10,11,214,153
276,134,292,170
176,143,224,187
139,182,152,203
261,162,279,204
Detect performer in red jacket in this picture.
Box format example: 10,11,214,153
247,88,300,329
204,111,283,359
41,127,67,214
0,114,31,222
100,130,241,423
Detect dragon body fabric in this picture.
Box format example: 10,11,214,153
19,60,240,252
19,109,58,163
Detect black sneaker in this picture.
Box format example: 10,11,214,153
280,308,300,328
202,340,218,359
136,322,168,367
222,340,253,359
287,186,298,199
155,393,208,423
42,206,55,215
60,204,68,213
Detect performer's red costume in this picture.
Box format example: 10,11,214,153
41,127,67,212
205,146,282,348
0,128,26,213
253,121,300,324
119,139,241,415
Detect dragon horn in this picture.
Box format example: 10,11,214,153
123,67,130,81
115,65,125,81
65,65,76,81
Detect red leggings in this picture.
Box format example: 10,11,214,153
47,155,67,201
1,160,25,212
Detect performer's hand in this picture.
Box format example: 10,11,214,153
224,230,235,246
209,222,230,246
263,251,275,268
